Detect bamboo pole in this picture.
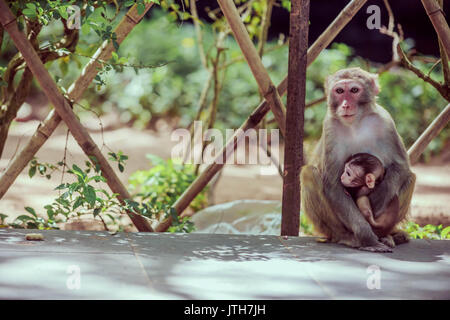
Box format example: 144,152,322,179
0,4,153,198
0,0,154,232
155,0,368,232
408,103,450,165
421,0,450,59
217,0,286,136
281,0,309,236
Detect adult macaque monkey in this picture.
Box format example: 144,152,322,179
301,67,416,252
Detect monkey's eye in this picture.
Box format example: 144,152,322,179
346,171,350,176
335,88,344,94
350,87,359,93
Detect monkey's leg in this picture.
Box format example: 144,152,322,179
357,196,396,247
371,195,399,238
356,196,377,225
390,172,416,245
301,165,357,246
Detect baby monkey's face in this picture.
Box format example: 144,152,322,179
341,163,365,187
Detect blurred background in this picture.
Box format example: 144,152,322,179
0,0,449,234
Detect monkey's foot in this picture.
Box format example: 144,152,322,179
391,230,410,245
379,235,395,248
358,242,393,253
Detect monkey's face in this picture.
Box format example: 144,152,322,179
330,79,364,124
341,163,364,187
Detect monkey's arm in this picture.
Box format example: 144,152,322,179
369,129,412,217
356,196,377,226
368,162,408,216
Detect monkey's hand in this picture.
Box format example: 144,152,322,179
369,163,404,218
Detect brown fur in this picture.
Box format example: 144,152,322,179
301,68,415,252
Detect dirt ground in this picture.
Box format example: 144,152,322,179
1,119,449,228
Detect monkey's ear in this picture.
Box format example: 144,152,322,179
371,74,380,95
365,173,376,189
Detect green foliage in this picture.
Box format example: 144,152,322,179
78,9,448,159
377,70,449,160
17,155,129,231
128,154,208,232
13,152,202,233
38,159,125,230
301,213,450,240
28,157,61,180
402,222,450,240
108,150,128,173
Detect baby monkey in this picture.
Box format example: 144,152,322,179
341,153,399,237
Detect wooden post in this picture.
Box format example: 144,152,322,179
408,103,450,164
217,0,286,136
156,0,368,231
281,0,309,236
421,0,450,59
0,0,153,232
0,3,154,200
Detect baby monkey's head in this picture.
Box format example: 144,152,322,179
341,153,384,189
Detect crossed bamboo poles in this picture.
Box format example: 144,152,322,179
0,1,155,232
1,0,449,233
155,0,370,232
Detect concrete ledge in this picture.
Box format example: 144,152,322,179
0,229,448,299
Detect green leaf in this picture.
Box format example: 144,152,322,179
59,6,69,19
81,22,91,34
73,197,84,210
29,166,36,178
25,3,36,10
44,206,54,220
108,152,117,160
118,163,124,173
125,1,135,7
55,183,68,190
84,186,96,207
25,207,37,217
88,175,106,183
38,164,46,175
15,215,35,222
113,40,120,51
72,164,85,178
442,226,450,239
86,5,94,17
23,8,37,18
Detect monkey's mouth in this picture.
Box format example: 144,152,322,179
341,114,356,120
